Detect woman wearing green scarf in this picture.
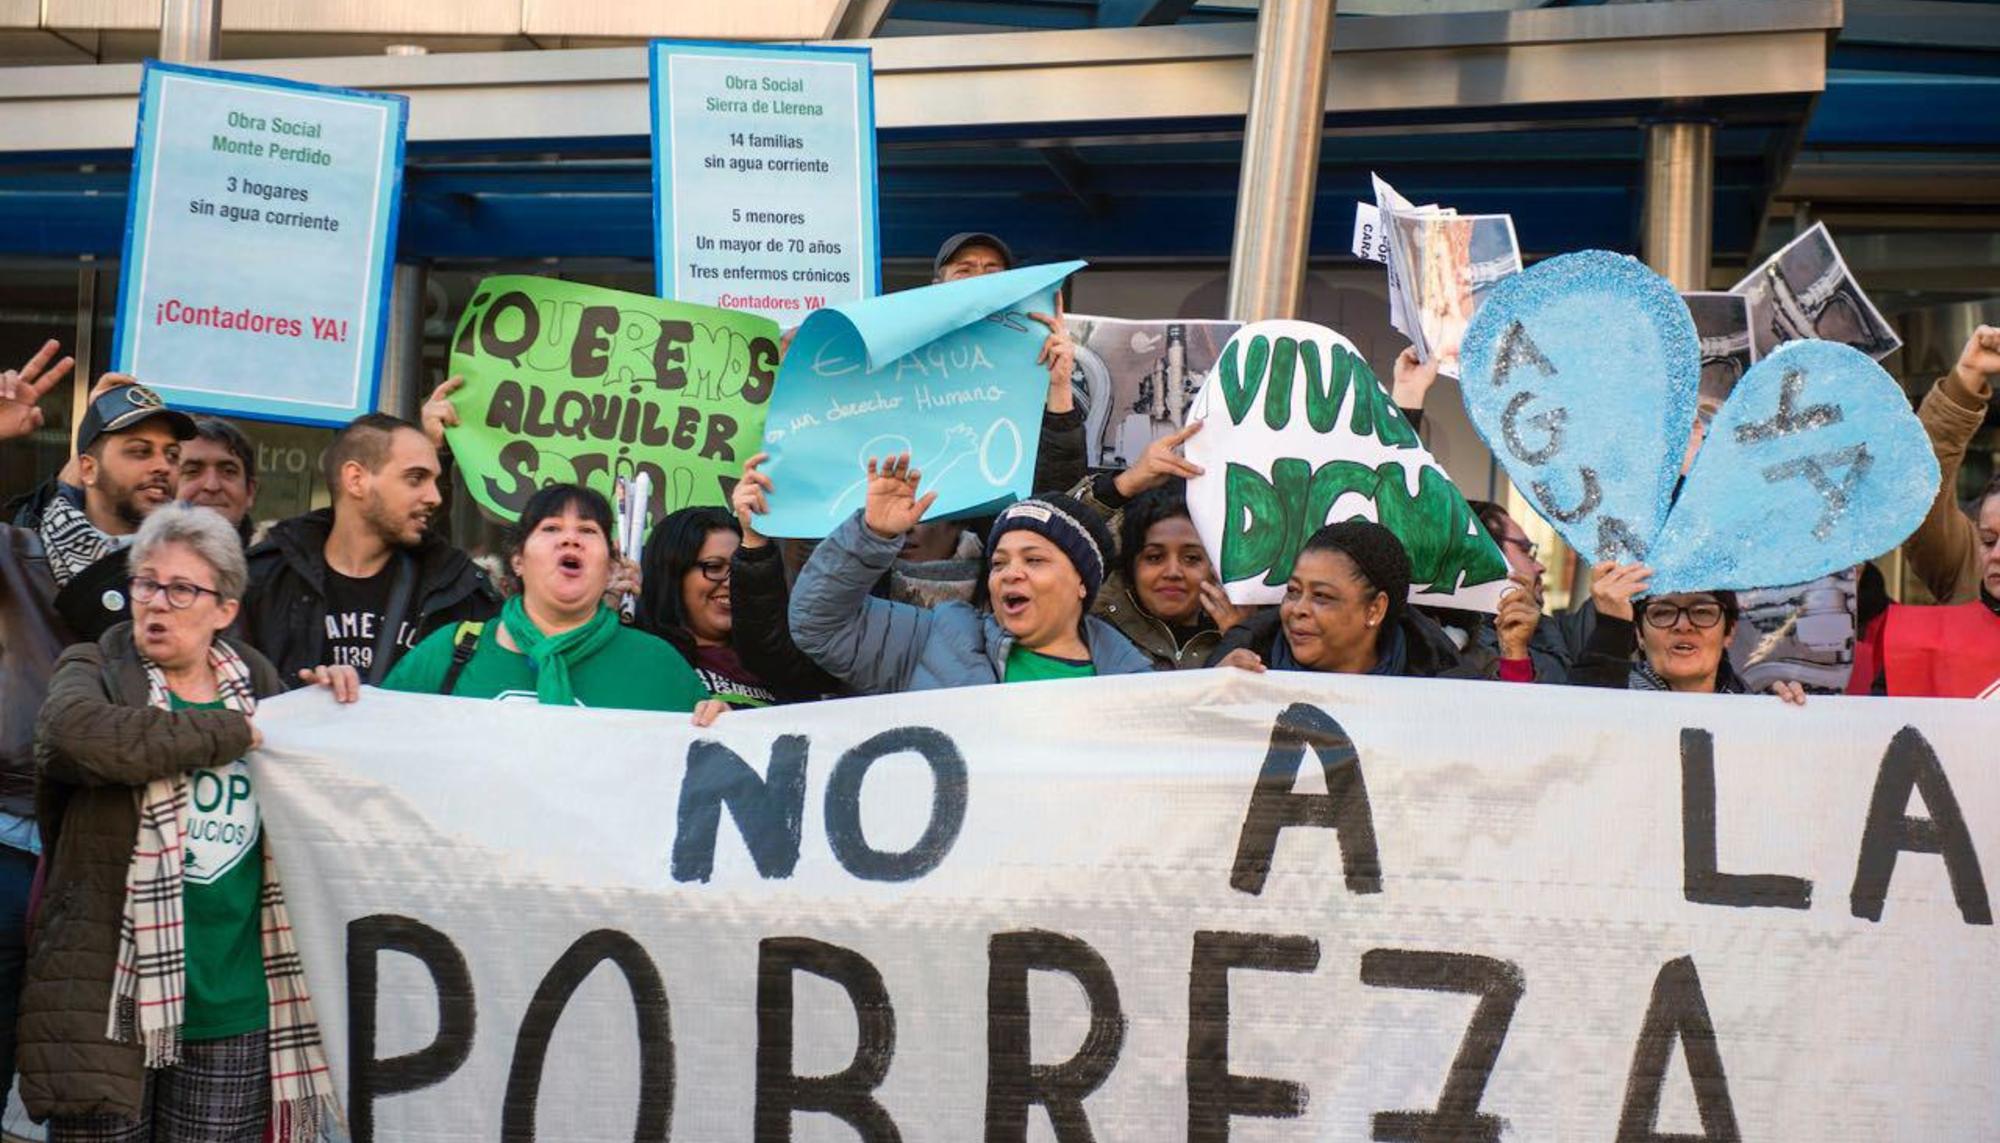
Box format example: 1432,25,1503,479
384,484,723,723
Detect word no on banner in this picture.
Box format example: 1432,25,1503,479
651,40,879,325
114,61,406,427
254,675,1997,1141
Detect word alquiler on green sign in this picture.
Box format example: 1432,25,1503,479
446,276,782,523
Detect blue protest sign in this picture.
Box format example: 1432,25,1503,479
112,61,406,427
650,40,879,325
755,260,1085,538
1461,251,1937,591
1648,340,1938,593
1457,250,1699,564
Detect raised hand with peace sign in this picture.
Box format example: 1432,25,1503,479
0,340,76,442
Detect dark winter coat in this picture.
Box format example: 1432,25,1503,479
237,508,501,685
20,623,284,1121
0,524,67,819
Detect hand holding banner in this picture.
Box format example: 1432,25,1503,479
1184,320,1508,609
445,276,781,522
754,260,1085,537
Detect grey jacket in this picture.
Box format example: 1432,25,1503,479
791,512,1155,692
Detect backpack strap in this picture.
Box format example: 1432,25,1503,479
439,621,485,696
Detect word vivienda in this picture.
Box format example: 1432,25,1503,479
343,707,1988,1142
1216,331,1416,448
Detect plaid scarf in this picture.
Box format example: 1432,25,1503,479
119,640,340,1140
37,491,114,587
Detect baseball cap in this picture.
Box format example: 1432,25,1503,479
75,383,196,455
933,232,1015,277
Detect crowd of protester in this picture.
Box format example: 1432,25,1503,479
0,230,1993,1139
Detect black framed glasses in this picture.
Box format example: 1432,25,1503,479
1642,601,1725,630
1501,536,1539,560
130,576,224,610
693,558,730,583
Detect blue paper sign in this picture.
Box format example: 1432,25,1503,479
1457,250,1699,564
755,261,1086,538
112,61,407,427
1649,340,1938,593
1460,251,1939,591
650,40,879,325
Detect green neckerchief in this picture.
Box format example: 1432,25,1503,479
500,595,622,706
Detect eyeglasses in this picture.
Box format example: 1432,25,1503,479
1501,536,1539,560
130,576,224,610
693,558,730,583
1642,601,1725,629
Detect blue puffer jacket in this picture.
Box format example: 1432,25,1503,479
791,512,1155,692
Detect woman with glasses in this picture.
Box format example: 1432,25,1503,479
25,503,350,1140
1574,561,1807,703
384,485,723,722
638,505,780,708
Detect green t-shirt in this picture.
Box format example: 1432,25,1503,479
382,619,709,712
1003,645,1097,684
169,695,268,1041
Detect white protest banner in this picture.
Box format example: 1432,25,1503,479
651,40,879,324
254,674,1997,1141
112,62,407,427
1183,320,1508,609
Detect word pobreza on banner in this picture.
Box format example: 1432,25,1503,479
252,676,1998,1141
1184,320,1508,609
112,62,407,427
754,260,1084,538
445,276,781,522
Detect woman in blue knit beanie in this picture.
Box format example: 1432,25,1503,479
789,453,1155,692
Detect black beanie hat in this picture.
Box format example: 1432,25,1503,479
983,494,1115,605
1300,519,1412,621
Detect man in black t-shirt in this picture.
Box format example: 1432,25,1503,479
318,563,425,675
238,412,500,686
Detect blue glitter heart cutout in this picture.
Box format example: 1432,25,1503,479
1457,250,1698,563
1647,339,1939,593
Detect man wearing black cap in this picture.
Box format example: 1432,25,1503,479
11,378,196,642
933,232,1015,284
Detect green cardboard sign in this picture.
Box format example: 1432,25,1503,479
445,276,781,522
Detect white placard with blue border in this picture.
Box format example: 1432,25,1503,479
650,39,879,326
112,61,406,427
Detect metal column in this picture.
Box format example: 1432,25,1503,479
158,0,221,63
1224,0,1337,322
379,264,428,420
378,45,430,420
1641,120,1715,291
